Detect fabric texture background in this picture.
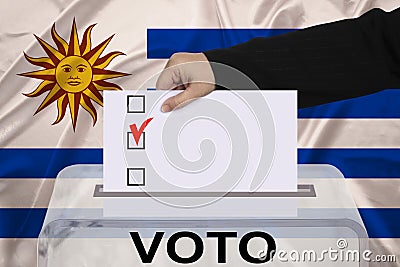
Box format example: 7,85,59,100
0,0,399,266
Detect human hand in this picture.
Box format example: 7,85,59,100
156,52,215,112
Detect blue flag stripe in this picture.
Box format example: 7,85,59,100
0,208,398,238
147,29,295,59
298,90,400,118
147,29,400,118
0,209,46,238
1,148,400,178
358,208,400,238
0,148,102,178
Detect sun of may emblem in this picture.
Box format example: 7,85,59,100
19,19,129,130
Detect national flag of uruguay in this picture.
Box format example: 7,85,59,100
1,0,400,266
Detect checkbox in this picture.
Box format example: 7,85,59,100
127,168,145,186
127,95,145,113
127,131,146,149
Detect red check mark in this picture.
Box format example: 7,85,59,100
129,118,154,145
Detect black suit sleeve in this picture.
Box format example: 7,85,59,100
203,8,400,108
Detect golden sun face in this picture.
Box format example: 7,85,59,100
56,56,93,93
19,19,129,130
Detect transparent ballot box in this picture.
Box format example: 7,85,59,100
38,164,368,267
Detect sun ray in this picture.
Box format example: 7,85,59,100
83,35,114,65
23,53,54,69
83,84,103,106
80,24,96,56
92,68,129,81
34,35,64,64
67,18,81,56
24,80,56,97
35,85,64,114
93,80,122,91
80,94,97,125
68,92,81,130
53,94,69,125
18,68,56,81
93,51,125,69
51,23,68,55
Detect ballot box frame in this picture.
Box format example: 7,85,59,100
38,164,369,267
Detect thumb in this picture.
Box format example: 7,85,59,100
156,67,176,90
161,84,204,112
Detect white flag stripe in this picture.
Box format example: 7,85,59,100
1,178,400,208
368,239,400,267
298,119,400,148
4,118,400,148
2,178,397,209
0,239,37,267
0,179,54,208
347,179,400,208
0,238,397,267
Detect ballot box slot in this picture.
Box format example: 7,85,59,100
93,184,316,198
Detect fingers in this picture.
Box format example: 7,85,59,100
161,83,211,112
156,53,187,90
157,53,212,90
155,52,216,112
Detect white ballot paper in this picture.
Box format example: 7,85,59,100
104,90,297,193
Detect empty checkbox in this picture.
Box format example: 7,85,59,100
127,168,145,186
127,131,146,149
127,95,145,113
